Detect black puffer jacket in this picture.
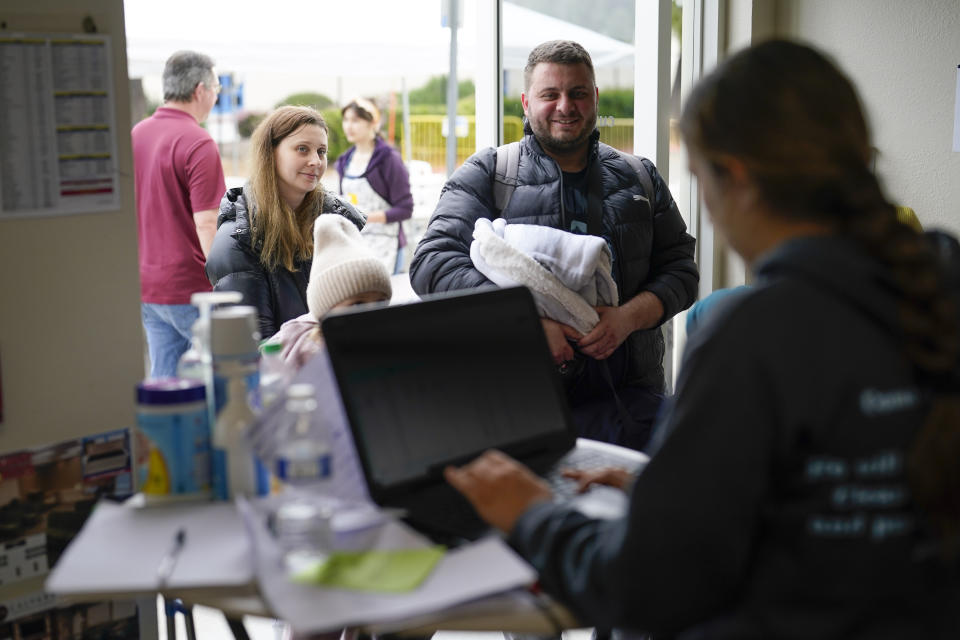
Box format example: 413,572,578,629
205,186,365,339
410,125,698,390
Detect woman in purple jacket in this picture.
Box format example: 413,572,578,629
335,97,414,274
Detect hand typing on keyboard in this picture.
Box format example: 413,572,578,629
444,450,553,534
562,467,634,493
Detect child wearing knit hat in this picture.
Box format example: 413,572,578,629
265,214,392,369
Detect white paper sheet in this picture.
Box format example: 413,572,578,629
45,499,253,596
239,498,537,633
0,33,121,219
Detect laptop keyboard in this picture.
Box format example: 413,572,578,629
545,447,632,501
403,444,646,545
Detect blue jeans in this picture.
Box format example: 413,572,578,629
141,303,198,379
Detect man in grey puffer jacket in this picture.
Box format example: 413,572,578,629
410,40,698,451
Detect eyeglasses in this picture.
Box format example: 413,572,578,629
206,82,222,95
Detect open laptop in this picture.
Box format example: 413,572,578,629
321,286,647,544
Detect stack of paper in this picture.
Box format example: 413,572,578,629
45,499,254,599
239,498,537,633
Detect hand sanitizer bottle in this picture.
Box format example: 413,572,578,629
210,306,261,500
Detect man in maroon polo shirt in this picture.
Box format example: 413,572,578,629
133,51,226,378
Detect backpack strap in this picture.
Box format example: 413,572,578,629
493,141,522,215
495,142,655,217
616,149,655,214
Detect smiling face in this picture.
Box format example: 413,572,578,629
521,61,598,161
274,124,328,209
341,107,377,145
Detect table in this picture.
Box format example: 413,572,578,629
45,437,648,638
44,495,567,638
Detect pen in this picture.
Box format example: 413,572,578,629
156,527,186,589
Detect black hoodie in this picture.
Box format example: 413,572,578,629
509,235,960,638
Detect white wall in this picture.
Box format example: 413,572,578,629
0,0,143,451
776,0,960,234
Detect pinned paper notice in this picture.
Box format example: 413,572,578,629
954,65,960,152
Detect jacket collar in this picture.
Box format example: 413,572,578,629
337,136,391,175
220,185,365,251
217,185,261,250
367,136,391,170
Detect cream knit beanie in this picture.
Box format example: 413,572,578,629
306,215,392,319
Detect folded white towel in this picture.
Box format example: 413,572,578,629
470,218,618,334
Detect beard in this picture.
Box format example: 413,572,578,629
528,112,597,156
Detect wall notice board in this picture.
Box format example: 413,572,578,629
0,33,120,219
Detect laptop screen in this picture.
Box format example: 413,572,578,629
321,287,575,494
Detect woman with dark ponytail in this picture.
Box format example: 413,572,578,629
442,40,960,637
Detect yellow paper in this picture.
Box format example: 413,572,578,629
291,546,445,592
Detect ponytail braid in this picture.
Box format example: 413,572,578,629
838,168,960,556
680,39,960,556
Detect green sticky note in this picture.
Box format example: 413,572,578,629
291,546,446,592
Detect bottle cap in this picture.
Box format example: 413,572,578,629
137,378,206,404
190,291,243,307
211,306,260,358
260,342,283,355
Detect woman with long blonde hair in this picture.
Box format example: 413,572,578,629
206,106,364,337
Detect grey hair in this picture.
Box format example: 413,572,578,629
162,50,215,102
524,40,596,91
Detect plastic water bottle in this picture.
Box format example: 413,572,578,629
273,383,333,560
258,342,288,410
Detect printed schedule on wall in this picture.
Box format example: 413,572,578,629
0,33,120,219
